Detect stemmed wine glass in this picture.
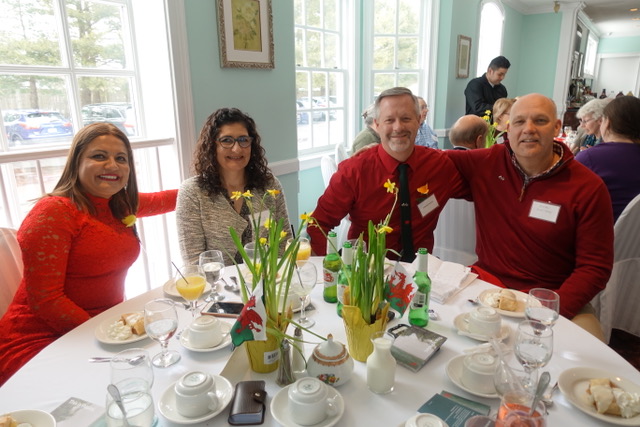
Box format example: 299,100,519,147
174,264,206,317
144,298,181,368
199,250,225,302
290,261,318,327
514,320,553,389
525,288,560,333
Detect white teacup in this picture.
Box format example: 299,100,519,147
174,371,218,418
187,316,222,349
461,352,498,394
405,413,447,427
288,378,338,425
467,307,501,337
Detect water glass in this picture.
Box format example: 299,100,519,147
110,348,154,390
525,289,559,330
199,250,225,302
105,379,155,427
144,298,180,368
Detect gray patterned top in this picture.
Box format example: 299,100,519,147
176,176,292,266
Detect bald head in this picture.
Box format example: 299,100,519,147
449,115,489,149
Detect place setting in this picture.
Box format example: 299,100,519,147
179,314,233,353
270,377,345,427
453,306,511,342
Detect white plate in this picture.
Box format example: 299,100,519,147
558,367,640,426
158,374,233,424
478,289,529,317
453,313,511,342
3,409,56,427
445,355,499,399
163,279,212,298
270,383,345,427
95,314,148,345
397,414,449,427
179,321,233,352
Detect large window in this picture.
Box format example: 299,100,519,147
0,0,180,297
294,0,346,154
476,0,504,78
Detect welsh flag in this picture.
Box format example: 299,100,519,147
384,262,415,316
230,283,267,346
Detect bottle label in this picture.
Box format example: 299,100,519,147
410,292,426,309
337,283,346,303
264,348,280,365
324,270,338,288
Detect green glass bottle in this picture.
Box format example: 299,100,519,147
322,232,340,303
409,248,431,327
337,241,353,317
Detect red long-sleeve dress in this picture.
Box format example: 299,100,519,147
0,190,177,385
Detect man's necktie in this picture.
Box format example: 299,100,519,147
397,163,415,262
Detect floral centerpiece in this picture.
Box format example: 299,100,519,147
228,189,322,372
482,109,505,148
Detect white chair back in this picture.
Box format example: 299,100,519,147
432,199,478,266
591,193,640,343
0,228,23,316
334,143,349,164
320,155,337,188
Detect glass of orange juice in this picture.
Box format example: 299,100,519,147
174,265,206,317
288,237,311,263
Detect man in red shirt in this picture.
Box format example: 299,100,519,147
308,87,464,261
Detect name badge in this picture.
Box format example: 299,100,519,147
529,200,560,223
418,194,439,218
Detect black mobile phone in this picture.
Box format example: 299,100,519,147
202,301,244,318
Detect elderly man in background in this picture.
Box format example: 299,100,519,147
415,96,439,148
309,87,464,262
447,93,614,340
351,103,380,153
465,56,511,116
449,115,489,150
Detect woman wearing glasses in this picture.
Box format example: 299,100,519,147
177,108,291,266
574,98,611,151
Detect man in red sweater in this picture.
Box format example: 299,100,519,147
447,93,614,340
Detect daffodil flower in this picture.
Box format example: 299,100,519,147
259,237,267,245
300,212,314,225
417,184,429,195
121,214,137,227
231,191,243,200
378,225,393,234
267,189,280,197
264,218,272,230
482,115,490,121
280,230,287,239
485,110,491,115
383,179,397,194
242,190,253,198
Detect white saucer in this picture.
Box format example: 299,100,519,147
163,279,212,298
158,374,233,424
445,355,499,399
453,313,511,342
4,409,56,427
95,314,148,345
477,289,529,317
179,321,233,352
270,384,345,427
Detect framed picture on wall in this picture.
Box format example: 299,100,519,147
456,35,472,78
217,0,275,69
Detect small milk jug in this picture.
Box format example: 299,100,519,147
366,331,396,394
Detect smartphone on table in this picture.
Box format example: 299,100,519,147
201,301,244,318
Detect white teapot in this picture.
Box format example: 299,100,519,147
306,334,353,387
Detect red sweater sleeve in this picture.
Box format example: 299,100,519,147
137,190,178,217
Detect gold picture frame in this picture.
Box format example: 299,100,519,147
217,0,274,69
456,35,472,78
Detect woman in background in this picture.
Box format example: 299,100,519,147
576,96,640,222
492,97,516,144
575,98,611,151
177,108,291,266
0,123,177,385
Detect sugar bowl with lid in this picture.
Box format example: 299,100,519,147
306,334,353,387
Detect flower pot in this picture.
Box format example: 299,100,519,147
245,333,281,373
342,303,390,362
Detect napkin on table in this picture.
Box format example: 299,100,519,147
427,255,476,304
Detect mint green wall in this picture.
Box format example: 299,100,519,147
183,1,300,224
514,13,562,97
599,36,640,54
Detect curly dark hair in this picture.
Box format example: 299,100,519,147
193,108,273,197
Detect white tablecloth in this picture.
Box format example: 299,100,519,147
1,257,639,426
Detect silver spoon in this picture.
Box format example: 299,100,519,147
107,384,131,427
529,371,551,416
89,355,145,365
541,381,558,407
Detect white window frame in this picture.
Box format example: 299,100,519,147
475,0,505,78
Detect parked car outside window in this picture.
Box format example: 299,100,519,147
3,110,74,147
81,102,137,136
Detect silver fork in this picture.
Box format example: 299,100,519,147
541,381,558,407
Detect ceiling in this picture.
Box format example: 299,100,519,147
504,0,640,38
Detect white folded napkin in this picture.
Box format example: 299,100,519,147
427,255,476,303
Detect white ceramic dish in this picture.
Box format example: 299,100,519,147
270,383,344,427
2,409,56,427
398,413,449,427
478,289,529,318
558,367,640,426
95,314,148,345
158,374,233,424
179,321,233,352
163,279,212,298
445,355,499,399
453,313,511,342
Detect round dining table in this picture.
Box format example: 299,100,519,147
1,256,638,426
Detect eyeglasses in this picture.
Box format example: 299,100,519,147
579,117,593,124
217,136,253,148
